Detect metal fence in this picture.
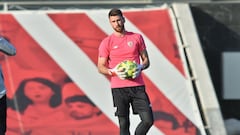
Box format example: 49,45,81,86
1,0,239,11
0,0,213,11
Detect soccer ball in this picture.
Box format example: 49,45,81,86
117,60,137,79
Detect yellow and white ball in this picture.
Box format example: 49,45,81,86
117,60,137,79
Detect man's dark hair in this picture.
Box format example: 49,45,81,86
108,8,123,18
65,95,95,106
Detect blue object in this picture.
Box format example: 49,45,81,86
0,37,16,98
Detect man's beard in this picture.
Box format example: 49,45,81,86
114,25,124,33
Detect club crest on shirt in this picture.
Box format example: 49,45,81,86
127,41,133,47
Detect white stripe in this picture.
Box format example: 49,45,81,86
86,9,198,125
12,9,203,134
13,13,119,126
168,8,206,134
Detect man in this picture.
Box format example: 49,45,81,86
0,36,16,135
97,8,154,135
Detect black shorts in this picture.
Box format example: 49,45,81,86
111,86,152,117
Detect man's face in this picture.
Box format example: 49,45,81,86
66,101,96,120
109,15,125,33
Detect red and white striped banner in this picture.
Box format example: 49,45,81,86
0,6,205,135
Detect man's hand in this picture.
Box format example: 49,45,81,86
132,64,143,79
108,64,127,80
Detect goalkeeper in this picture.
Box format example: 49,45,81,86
98,8,153,135
0,36,16,135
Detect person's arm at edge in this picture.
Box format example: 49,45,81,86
0,37,16,56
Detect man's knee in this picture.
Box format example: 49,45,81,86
140,111,154,127
118,116,130,128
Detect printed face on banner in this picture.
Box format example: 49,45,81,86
1,8,201,135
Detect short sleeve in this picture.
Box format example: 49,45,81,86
98,37,110,58
138,34,146,53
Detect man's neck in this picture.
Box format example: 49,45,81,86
114,30,126,37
